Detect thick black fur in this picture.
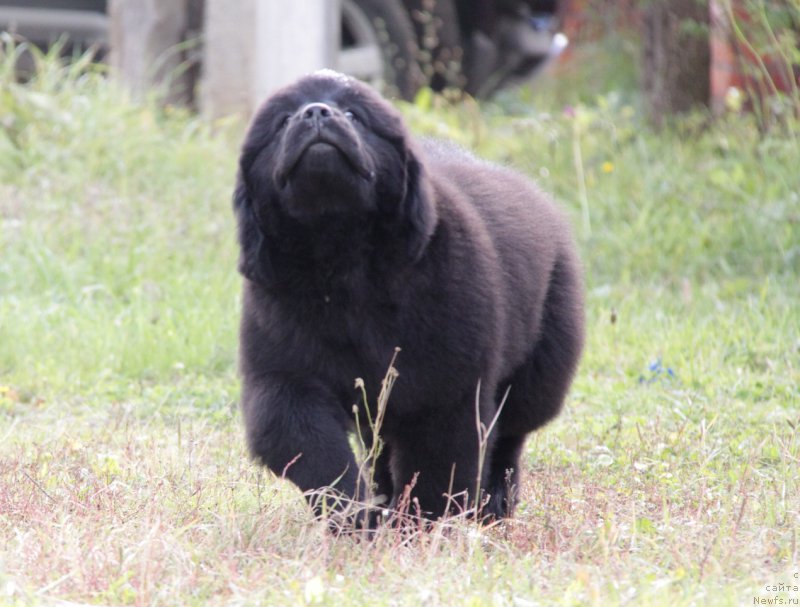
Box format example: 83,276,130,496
233,71,584,523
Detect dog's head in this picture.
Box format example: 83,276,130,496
234,71,436,285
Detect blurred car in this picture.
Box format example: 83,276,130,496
0,0,564,99
0,0,108,49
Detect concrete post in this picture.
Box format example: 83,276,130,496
201,0,339,118
108,0,190,104
253,0,340,104
200,0,256,118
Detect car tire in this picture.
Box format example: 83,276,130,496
402,0,463,90
339,0,424,100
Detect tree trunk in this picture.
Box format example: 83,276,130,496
643,0,711,127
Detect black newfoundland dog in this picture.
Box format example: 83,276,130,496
233,71,584,524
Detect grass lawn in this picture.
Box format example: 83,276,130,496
1,45,798,605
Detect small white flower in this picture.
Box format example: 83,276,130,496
303,576,325,604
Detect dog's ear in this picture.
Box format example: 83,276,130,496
233,175,273,286
402,150,437,262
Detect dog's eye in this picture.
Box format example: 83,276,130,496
344,110,358,122
277,115,291,130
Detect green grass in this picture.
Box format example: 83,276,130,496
1,41,799,606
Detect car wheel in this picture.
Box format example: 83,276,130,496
338,0,424,100
402,0,463,90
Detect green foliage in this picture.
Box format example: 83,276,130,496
1,37,798,606
0,37,242,396
718,0,800,130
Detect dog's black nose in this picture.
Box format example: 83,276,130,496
301,103,333,123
